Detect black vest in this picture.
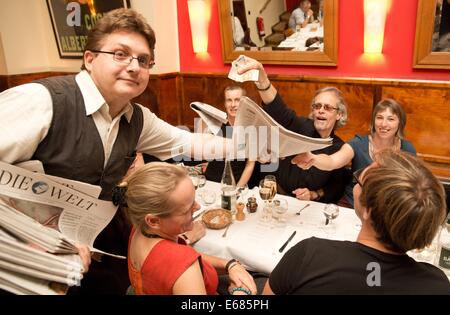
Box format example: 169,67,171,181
32,75,143,200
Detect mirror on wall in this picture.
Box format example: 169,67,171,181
218,0,338,66
414,0,450,69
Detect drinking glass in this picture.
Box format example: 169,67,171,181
271,199,288,228
197,175,206,190
259,180,271,204
189,173,199,190
263,175,277,202
237,184,249,202
323,203,339,224
322,204,339,234
260,201,273,225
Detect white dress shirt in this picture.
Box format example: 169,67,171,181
0,70,192,165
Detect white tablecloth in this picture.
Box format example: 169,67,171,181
193,181,361,275
278,23,324,51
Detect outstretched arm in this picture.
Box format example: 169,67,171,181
237,160,255,187
292,143,355,171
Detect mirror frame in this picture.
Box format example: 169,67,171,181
217,0,338,66
413,0,450,69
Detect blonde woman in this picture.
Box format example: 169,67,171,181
113,162,257,295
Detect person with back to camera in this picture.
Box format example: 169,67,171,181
292,98,416,207
235,55,348,204
0,8,238,294
204,85,255,188
263,149,450,295
113,162,257,295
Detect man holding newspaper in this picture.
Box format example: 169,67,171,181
0,9,236,295
232,55,348,203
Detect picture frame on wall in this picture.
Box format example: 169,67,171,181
46,0,130,59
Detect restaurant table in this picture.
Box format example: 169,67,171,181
193,181,361,275
278,22,323,51
194,181,449,282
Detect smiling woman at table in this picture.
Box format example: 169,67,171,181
112,162,257,295
292,99,416,207
263,150,450,295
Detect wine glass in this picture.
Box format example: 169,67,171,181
271,199,288,228
259,180,271,204
263,175,277,202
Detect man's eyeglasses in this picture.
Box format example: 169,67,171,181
91,50,155,69
352,168,365,187
311,102,338,112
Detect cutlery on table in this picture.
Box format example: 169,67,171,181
279,230,297,253
295,203,310,215
222,224,232,237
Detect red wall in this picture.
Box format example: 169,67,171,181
178,0,450,81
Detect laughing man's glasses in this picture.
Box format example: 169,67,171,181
352,168,365,187
311,103,338,112
91,50,155,69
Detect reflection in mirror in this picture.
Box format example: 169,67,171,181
413,0,450,69
218,0,338,66
432,0,450,52
231,0,324,52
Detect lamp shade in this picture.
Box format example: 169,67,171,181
188,0,209,53
364,0,389,53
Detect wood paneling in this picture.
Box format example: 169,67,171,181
2,71,450,180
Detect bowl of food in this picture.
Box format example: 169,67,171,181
202,208,232,229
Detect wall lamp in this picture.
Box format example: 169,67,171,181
364,0,390,53
188,0,210,53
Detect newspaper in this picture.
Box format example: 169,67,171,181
190,101,228,135
228,55,259,82
0,161,120,256
14,160,102,198
0,161,123,294
191,96,332,161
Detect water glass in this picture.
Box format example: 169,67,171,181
198,175,206,189
237,184,249,202
189,173,199,190
260,201,273,225
271,199,288,228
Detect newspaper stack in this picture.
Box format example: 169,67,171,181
0,161,121,294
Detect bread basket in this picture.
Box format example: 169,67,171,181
202,208,232,229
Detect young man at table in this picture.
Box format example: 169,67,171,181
263,150,450,294
236,56,348,203
0,9,234,294
203,85,255,188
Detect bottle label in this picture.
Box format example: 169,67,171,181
222,195,232,210
438,245,450,270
